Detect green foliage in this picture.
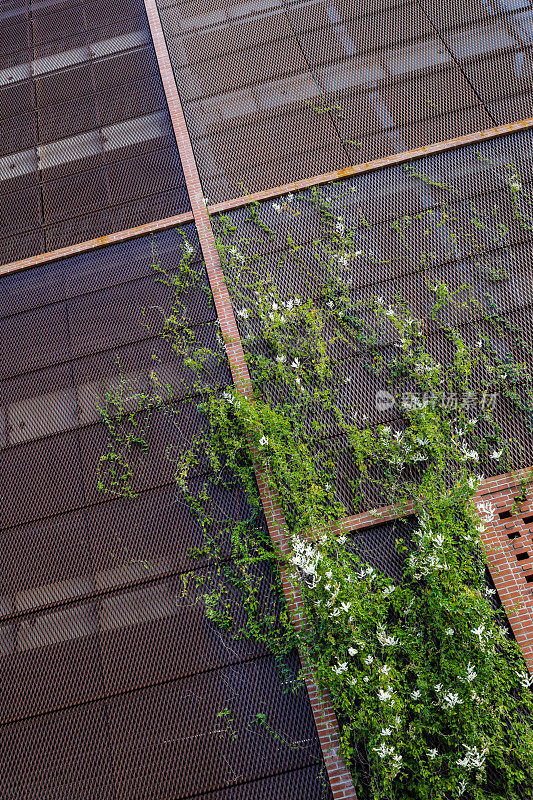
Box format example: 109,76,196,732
96,165,533,798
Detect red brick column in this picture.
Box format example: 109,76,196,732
142,1,357,796
476,472,533,669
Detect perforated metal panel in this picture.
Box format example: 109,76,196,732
216,127,533,513
151,0,533,202
0,0,190,264
0,227,330,799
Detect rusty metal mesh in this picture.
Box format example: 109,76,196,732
155,0,533,203
0,227,330,799
0,0,190,265
216,127,533,513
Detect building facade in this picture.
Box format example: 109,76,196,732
1,0,533,797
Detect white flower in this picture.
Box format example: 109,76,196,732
434,684,443,693
382,585,396,597
237,308,249,318
464,663,477,684
354,250,363,257
332,662,348,675
442,692,463,709
348,647,358,656
291,358,300,369
445,627,454,636
461,445,479,461
373,741,394,759
378,688,393,702
363,675,369,682
286,192,294,202
259,436,268,446
272,202,282,213
340,602,351,613
294,297,302,305
325,483,331,491
490,449,503,460
380,727,392,737
285,299,294,310
427,748,438,760
411,690,421,700
332,608,341,617
456,745,487,770
276,354,286,363
380,665,391,675
271,302,278,311
365,655,374,665
222,391,234,404
476,501,495,523
516,670,533,689
471,625,485,641
377,624,398,647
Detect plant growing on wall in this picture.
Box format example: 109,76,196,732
98,157,533,798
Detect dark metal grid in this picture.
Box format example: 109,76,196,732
0,654,330,799
0,224,330,797
0,476,249,614
217,127,533,514
106,654,319,799
0,225,201,318
194,765,332,800
155,0,533,202
0,570,271,725
1,268,214,382
0,1,191,264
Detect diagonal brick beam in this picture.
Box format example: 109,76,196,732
142,1,357,796
207,117,533,215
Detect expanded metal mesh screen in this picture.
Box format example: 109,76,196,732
0,0,190,265
0,228,331,799
155,0,532,203
216,127,533,512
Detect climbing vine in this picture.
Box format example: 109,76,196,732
98,155,533,798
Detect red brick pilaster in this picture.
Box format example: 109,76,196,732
142,1,357,795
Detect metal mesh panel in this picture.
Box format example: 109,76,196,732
0,228,329,798
155,0,527,202
0,1,190,265
216,127,533,514
106,654,319,799
194,767,332,800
